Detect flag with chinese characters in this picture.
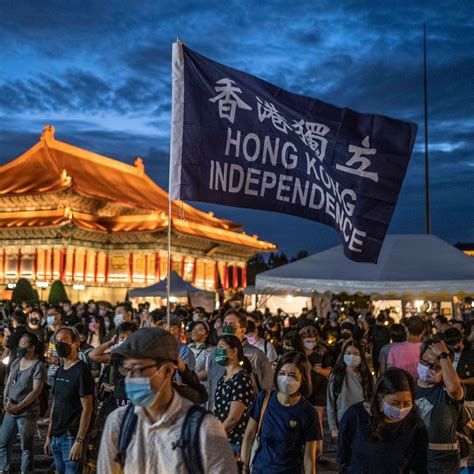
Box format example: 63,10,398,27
169,42,417,263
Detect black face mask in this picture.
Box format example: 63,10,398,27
340,332,352,340
29,318,40,326
17,346,29,358
56,341,72,358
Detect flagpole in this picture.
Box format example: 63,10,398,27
167,195,171,326
423,22,431,235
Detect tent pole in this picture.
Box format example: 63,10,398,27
167,195,172,326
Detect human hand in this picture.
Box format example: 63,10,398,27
69,440,83,461
5,403,20,414
431,340,449,356
44,436,52,455
177,356,186,373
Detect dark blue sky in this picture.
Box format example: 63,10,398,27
1,1,473,257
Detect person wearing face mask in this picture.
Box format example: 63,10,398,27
2,311,30,370
327,341,373,444
97,327,236,474
44,327,94,474
86,315,106,348
245,320,278,364
213,331,255,455
208,314,224,346
241,351,321,473
443,327,474,469
300,325,334,465
188,320,213,387
415,339,464,473
0,333,45,473
27,308,47,344
337,367,428,473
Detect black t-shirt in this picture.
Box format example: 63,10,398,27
415,383,462,445
337,402,428,473
308,350,334,406
52,360,94,436
214,370,254,444
457,349,474,401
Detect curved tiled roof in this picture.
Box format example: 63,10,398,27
0,126,276,251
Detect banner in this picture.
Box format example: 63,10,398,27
169,43,417,263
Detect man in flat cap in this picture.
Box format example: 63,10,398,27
97,327,237,474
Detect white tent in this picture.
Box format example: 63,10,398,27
256,235,474,297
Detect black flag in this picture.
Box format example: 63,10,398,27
169,43,417,263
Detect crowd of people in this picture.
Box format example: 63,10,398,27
0,298,473,473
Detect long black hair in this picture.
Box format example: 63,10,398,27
218,334,252,374
368,367,416,441
330,340,373,400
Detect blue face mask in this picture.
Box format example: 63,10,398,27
46,315,55,326
125,371,160,407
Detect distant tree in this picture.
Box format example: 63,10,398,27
12,278,38,305
268,252,288,269
48,280,69,305
291,250,309,261
246,254,270,286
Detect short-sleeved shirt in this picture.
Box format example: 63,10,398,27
52,360,94,436
308,350,334,406
249,390,322,474
337,402,428,473
415,383,462,445
7,358,46,416
214,370,254,444
387,342,421,378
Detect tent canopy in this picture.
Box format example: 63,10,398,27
256,235,474,297
129,271,212,298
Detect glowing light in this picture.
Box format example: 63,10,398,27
414,300,424,311
286,295,293,302
72,284,86,291
6,283,16,289
384,321,389,326
36,281,48,288
2,356,9,365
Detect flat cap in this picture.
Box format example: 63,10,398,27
111,327,178,363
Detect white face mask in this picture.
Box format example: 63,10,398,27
114,313,124,327
344,354,362,368
303,341,316,351
277,375,301,396
382,402,412,421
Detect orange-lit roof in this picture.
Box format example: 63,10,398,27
0,127,276,251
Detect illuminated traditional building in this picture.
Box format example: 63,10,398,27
0,125,276,301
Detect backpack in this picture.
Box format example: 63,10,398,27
116,403,208,473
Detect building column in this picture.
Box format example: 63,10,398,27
223,262,229,290
242,264,247,288
83,251,88,283
17,249,22,278
94,252,99,283
129,252,134,284
155,252,161,281
192,258,197,285
59,248,66,281
214,261,219,290
50,248,55,280
104,254,109,283
71,249,76,281
145,254,149,283
33,249,38,281
233,265,238,291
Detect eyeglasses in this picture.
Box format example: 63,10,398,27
119,363,160,378
420,359,441,372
